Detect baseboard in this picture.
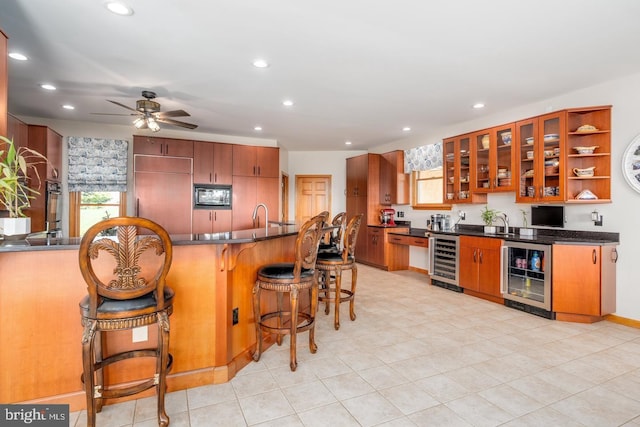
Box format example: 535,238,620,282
408,266,428,275
605,314,640,329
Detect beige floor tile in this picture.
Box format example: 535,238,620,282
445,394,512,427
186,382,237,410
551,385,640,426
190,399,247,427
321,371,375,400
408,404,472,427
297,402,360,427
358,364,410,390
281,380,337,412
238,389,295,426
379,382,440,415
231,370,279,399
341,391,404,427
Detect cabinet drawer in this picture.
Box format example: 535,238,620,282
388,234,428,247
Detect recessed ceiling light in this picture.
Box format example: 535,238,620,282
402,127,411,132
62,104,75,110
254,126,262,131
8,52,28,61
282,100,294,107
253,59,269,68
345,141,352,145
105,2,134,16
473,103,485,109
40,84,56,91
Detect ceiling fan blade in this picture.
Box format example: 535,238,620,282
154,109,190,118
157,118,198,129
90,112,140,116
107,100,138,112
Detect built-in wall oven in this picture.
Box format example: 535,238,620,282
501,242,553,319
428,234,461,292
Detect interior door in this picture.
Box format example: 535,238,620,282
295,175,331,223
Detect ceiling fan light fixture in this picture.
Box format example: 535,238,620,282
133,117,146,129
147,118,160,132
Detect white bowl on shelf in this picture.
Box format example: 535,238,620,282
573,146,598,154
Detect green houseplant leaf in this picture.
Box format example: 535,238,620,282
0,135,49,218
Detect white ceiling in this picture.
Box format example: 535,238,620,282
3,0,640,151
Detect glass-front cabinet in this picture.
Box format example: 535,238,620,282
443,134,486,204
471,124,516,193
515,112,566,203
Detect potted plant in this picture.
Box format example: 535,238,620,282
480,205,499,233
519,208,535,236
0,135,49,237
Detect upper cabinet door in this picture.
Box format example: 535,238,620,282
193,141,214,183
212,143,233,184
379,150,409,205
515,112,565,203
133,136,193,157
232,145,279,177
471,124,515,193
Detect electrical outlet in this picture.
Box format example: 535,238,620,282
397,211,404,218
232,307,239,325
459,210,466,220
132,326,148,342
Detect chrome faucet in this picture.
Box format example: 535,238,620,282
252,203,268,232
496,213,509,234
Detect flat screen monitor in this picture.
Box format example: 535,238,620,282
531,205,565,228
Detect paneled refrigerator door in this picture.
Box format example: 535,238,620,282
501,242,553,318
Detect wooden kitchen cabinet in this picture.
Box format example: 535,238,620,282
379,150,409,205
459,236,503,303
192,209,232,234
565,106,612,202
471,123,516,193
231,175,279,230
346,154,381,262
232,145,279,178
387,233,429,248
364,226,409,271
193,141,233,184
552,244,617,323
0,29,6,137
7,114,28,149
27,125,62,181
443,134,486,204
515,112,566,203
133,136,194,158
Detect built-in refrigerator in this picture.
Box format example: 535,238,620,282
501,241,553,319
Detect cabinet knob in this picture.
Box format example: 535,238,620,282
612,247,619,263
592,249,597,264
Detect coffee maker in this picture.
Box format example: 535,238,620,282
380,208,396,226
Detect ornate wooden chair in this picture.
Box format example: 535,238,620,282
252,212,328,371
78,217,174,427
319,212,347,253
315,214,363,330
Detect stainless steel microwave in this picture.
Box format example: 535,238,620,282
194,185,232,209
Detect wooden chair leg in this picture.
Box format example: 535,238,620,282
95,330,104,413
252,282,262,361
349,266,357,321
334,270,342,330
157,313,170,427
276,291,284,346
324,270,331,315
82,322,97,427
289,286,299,371
309,280,318,354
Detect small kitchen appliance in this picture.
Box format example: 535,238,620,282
379,208,396,226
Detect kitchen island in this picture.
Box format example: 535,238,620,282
0,225,301,410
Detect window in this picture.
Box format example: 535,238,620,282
411,167,450,210
70,191,126,236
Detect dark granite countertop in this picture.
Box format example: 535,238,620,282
389,224,619,246
0,225,301,253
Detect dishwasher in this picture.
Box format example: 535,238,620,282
428,234,461,292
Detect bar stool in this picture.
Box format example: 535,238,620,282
252,212,328,371
318,212,347,253
78,217,174,427
316,214,363,330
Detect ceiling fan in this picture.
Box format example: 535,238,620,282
95,90,198,132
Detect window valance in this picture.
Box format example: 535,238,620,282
404,142,442,173
68,137,128,192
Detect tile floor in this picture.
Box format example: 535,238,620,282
71,265,640,426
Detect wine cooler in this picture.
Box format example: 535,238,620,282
501,242,553,319
428,234,461,292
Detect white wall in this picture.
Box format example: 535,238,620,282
286,150,366,221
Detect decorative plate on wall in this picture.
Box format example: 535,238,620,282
622,133,640,194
